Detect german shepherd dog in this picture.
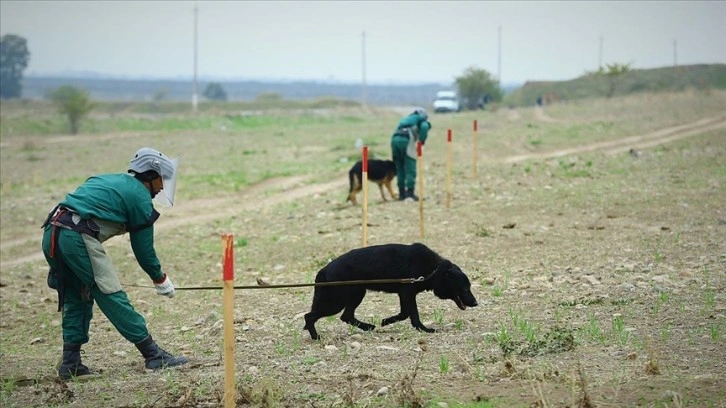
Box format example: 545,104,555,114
347,159,397,205
303,243,478,340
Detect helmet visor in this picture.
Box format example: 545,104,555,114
154,157,179,207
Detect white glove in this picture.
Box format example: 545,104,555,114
153,274,175,298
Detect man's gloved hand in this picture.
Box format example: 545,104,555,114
153,274,175,298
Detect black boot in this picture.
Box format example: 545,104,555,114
406,188,419,201
56,343,101,381
398,186,406,201
135,335,189,370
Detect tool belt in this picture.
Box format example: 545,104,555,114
393,127,412,138
43,206,100,240
42,205,99,311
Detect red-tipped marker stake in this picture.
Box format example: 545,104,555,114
362,146,369,247
472,120,478,179
446,128,452,208
417,141,424,238
222,234,235,408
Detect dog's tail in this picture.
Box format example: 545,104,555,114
346,169,360,203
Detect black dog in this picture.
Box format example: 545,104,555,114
303,243,478,340
347,159,397,205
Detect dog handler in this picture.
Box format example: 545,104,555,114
41,147,189,380
390,108,431,201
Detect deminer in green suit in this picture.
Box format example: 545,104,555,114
41,147,189,381
390,108,431,201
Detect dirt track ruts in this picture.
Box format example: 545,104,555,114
503,114,726,163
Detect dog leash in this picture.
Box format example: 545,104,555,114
123,276,426,291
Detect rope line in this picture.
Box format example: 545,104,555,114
123,276,426,291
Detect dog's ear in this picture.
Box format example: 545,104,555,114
441,262,468,282
434,260,453,276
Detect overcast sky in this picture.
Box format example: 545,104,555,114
1,1,724,85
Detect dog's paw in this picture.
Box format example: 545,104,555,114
359,323,376,331
416,326,436,333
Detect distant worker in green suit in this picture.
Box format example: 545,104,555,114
390,108,431,201
41,147,189,380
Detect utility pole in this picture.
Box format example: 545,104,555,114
192,3,199,113
361,31,367,109
673,39,678,67
598,35,603,69
497,25,502,83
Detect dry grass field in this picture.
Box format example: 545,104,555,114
1,90,725,407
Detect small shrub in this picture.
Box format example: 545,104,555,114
46,85,95,134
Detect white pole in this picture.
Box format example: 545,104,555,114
497,25,502,83
673,39,678,67
598,35,603,69
192,3,199,112
361,31,367,109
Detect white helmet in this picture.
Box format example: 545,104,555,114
128,147,179,207
413,108,428,121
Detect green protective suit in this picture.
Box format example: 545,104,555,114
391,112,431,190
41,173,165,345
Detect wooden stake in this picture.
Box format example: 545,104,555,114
362,146,368,247
417,141,424,238
222,234,235,408
472,119,478,179
446,128,452,208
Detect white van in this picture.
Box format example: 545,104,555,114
433,90,460,113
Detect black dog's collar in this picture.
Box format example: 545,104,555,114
419,267,440,282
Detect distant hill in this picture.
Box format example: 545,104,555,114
19,75,523,107
19,76,447,107
18,64,723,108
504,64,726,107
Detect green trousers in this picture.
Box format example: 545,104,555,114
42,227,149,345
391,136,417,190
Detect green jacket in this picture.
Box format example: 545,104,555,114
394,113,431,144
60,173,164,281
